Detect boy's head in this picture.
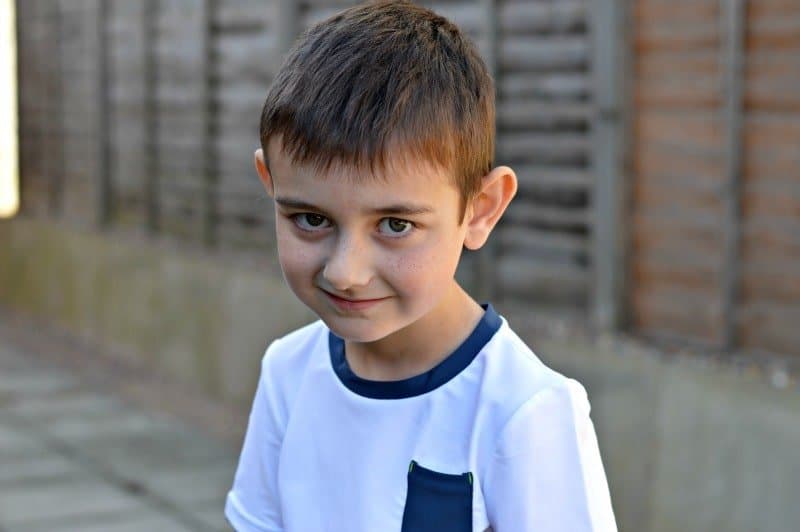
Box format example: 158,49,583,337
254,1,516,344
258,0,494,220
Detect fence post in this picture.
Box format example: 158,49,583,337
720,0,746,350
477,0,499,302
97,0,113,228
591,0,631,332
203,0,219,247
144,0,159,235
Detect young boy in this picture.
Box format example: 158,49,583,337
225,2,616,531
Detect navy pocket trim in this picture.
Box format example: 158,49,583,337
401,461,473,532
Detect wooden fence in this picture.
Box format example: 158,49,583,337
629,0,800,356
17,0,621,313
13,0,800,356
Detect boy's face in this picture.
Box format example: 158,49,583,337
261,141,472,344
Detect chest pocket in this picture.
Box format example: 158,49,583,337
401,460,473,532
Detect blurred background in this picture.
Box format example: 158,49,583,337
0,0,798,531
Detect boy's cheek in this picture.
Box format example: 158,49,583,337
388,240,460,289
275,236,319,285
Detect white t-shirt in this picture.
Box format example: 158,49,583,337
225,305,617,531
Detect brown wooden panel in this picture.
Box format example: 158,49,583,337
632,227,722,276
739,266,800,304
636,49,720,80
634,22,719,52
631,287,722,344
636,142,725,179
747,11,800,49
736,0,800,360
634,0,718,22
632,257,720,294
745,86,800,111
634,177,724,216
744,149,800,178
742,114,800,155
746,50,800,79
635,76,721,108
742,185,800,222
737,302,800,355
636,109,723,149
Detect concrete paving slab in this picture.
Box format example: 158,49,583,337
0,422,37,449
0,372,80,397
0,345,37,371
141,463,236,508
0,453,87,485
0,423,50,461
4,391,124,421
0,478,150,527
40,409,174,442
9,508,199,532
0,318,240,532
192,504,234,532
80,425,237,476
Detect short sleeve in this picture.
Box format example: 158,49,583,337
225,342,285,532
483,380,617,532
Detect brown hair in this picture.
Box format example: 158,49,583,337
259,0,495,219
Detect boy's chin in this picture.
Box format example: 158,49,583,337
320,316,399,344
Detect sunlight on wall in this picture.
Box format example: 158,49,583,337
0,0,18,218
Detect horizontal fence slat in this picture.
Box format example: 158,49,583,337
496,255,588,304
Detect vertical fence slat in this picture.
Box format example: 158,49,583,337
591,0,630,331
203,0,219,247
721,0,746,350
48,2,64,217
144,0,159,235
97,0,113,228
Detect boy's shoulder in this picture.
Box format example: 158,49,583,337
259,319,328,376
477,318,588,417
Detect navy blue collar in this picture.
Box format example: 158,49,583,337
328,304,502,399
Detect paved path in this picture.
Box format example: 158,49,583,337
0,332,237,531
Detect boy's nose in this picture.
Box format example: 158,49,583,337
322,234,373,291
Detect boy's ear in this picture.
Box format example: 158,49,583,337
254,148,275,198
463,166,518,250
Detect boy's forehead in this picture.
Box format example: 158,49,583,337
267,137,455,190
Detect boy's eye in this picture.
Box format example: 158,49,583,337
293,213,331,231
378,218,413,237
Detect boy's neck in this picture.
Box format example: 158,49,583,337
344,283,485,382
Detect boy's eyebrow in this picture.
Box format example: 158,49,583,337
274,197,324,211
368,204,434,216
275,197,434,216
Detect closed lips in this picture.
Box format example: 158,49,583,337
324,292,388,303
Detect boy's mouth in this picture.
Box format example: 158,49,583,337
321,290,390,312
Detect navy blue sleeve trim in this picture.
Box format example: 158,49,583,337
328,303,502,399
